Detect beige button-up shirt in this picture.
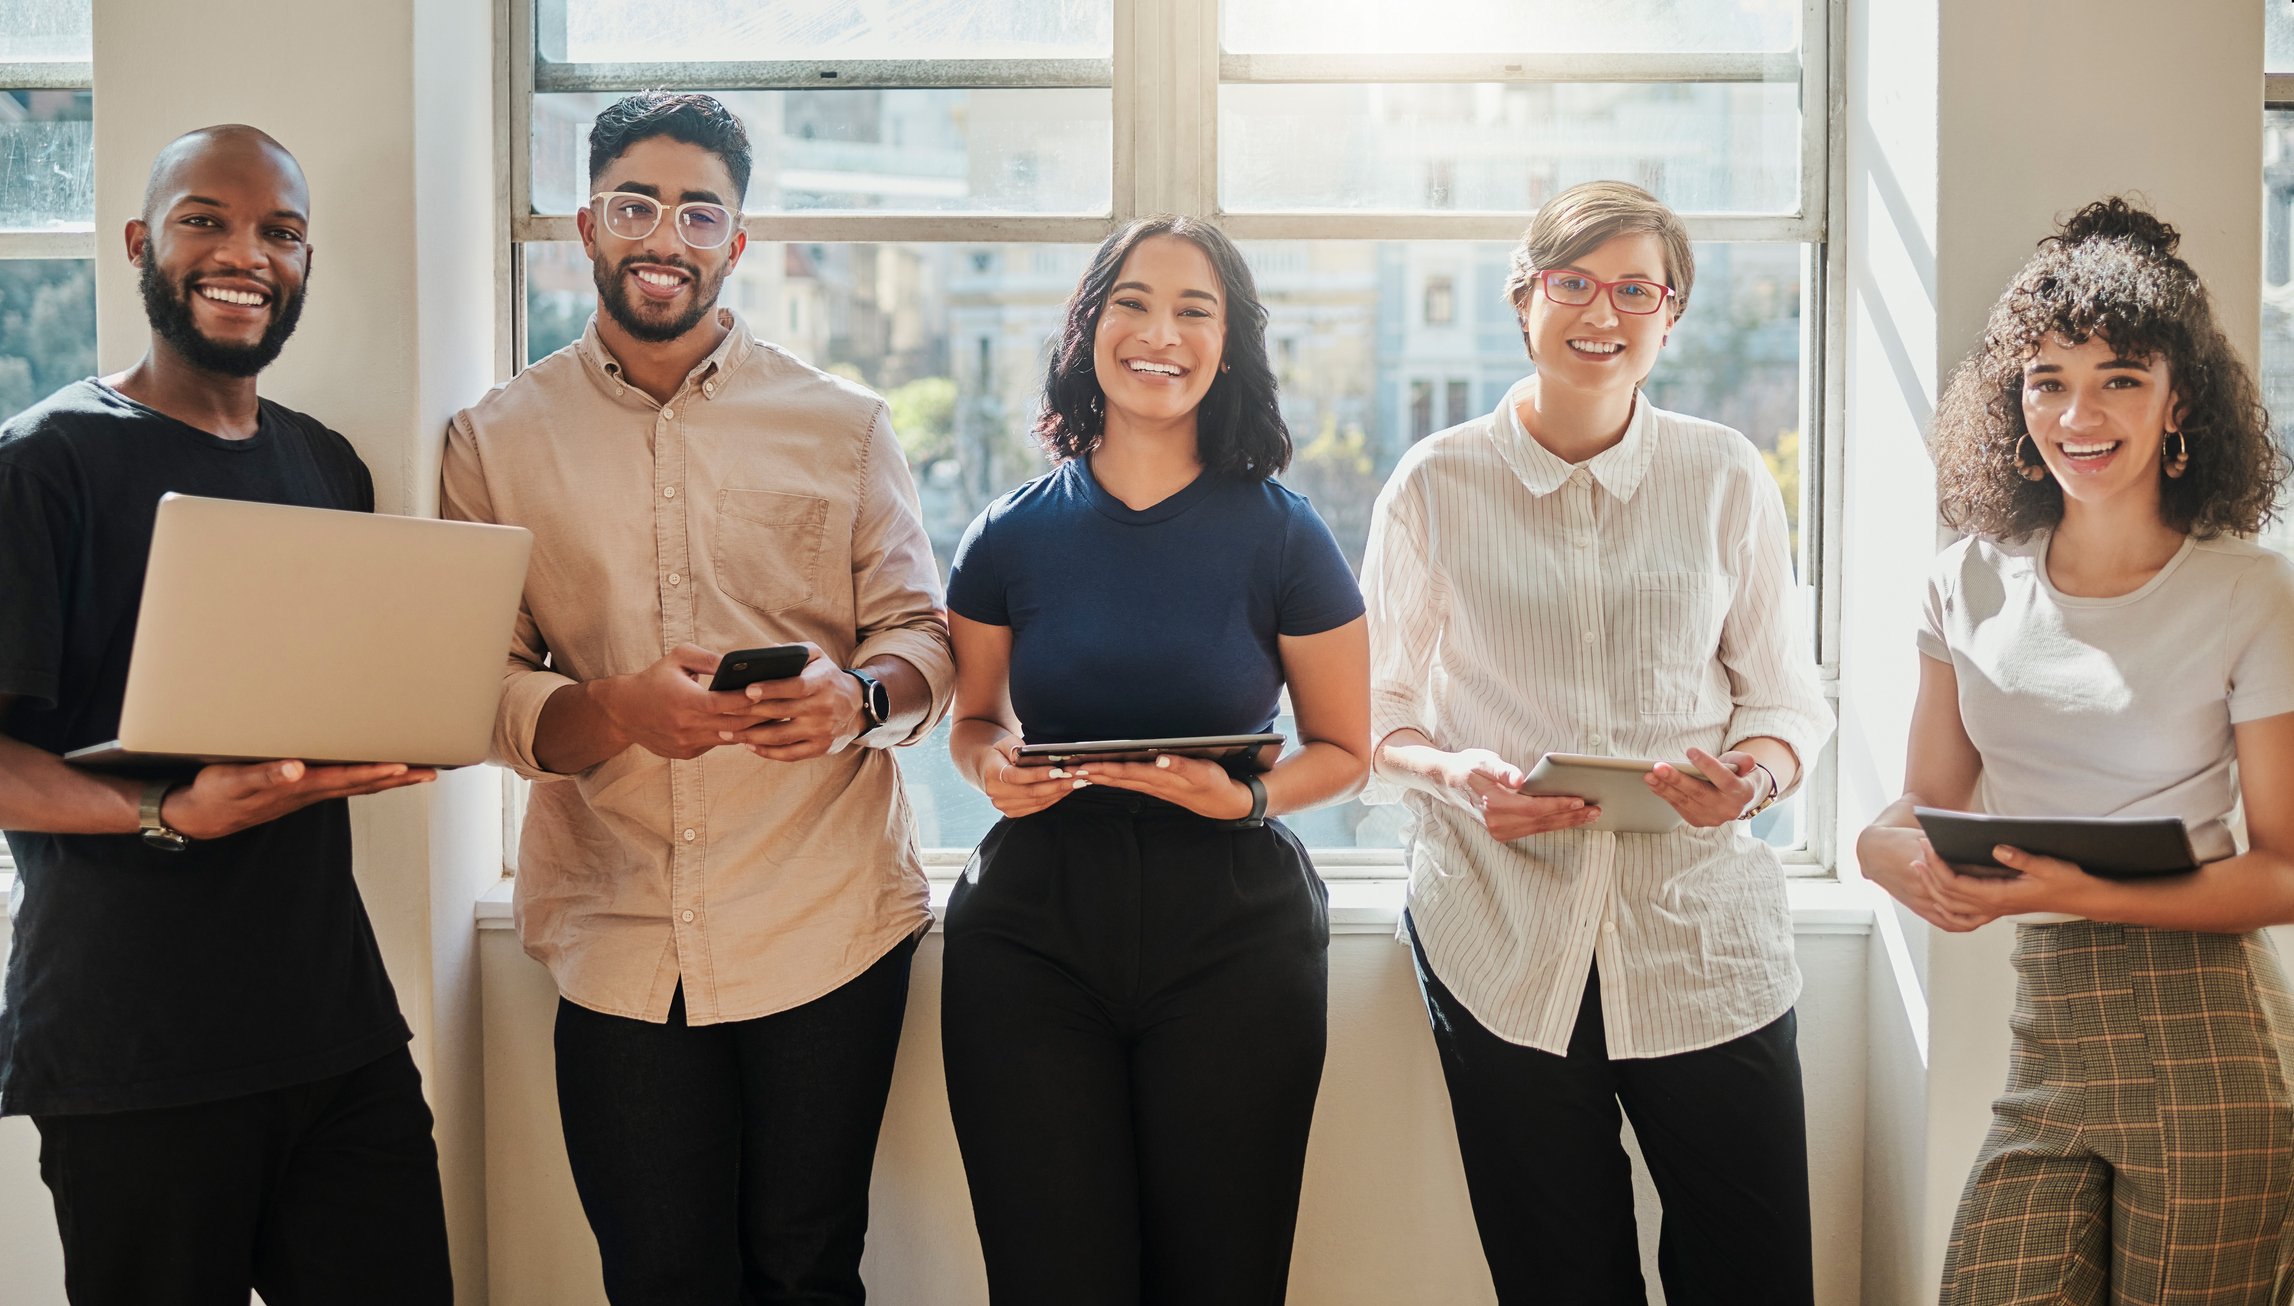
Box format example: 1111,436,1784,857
1361,376,1832,1058
441,310,953,1025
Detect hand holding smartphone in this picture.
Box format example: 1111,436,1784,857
707,644,810,693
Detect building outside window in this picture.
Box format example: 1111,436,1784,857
506,0,1835,870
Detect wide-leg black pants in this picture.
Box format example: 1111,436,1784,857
941,789,1330,1306
1408,914,1814,1306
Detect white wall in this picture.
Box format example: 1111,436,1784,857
480,919,1870,1306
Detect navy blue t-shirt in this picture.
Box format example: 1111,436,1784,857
946,458,1364,744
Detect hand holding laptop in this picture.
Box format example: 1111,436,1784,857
160,759,437,841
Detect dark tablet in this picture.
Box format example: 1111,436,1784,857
1013,733,1284,771
1912,808,2199,880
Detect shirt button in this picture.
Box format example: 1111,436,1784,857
703,382,716,396
681,909,696,923
1573,532,1590,548
614,384,626,397
1603,920,1617,934
682,828,696,843
1581,630,1596,644
663,486,677,499
661,407,675,421
667,572,682,586
1588,734,1606,749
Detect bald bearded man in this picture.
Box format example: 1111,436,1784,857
0,126,453,1306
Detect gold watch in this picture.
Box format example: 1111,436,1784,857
139,780,192,852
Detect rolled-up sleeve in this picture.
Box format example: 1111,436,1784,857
1717,454,1832,792
847,405,954,747
1359,467,1446,805
439,412,578,780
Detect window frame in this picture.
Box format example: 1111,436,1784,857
501,0,1846,875
0,55,93,878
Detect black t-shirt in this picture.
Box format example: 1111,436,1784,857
0,379,409,1116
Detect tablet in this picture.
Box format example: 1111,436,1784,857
1013,733,1284,771
1518,753,1703,835
1913,808,2199,880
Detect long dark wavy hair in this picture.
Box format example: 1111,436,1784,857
1933,196,2285,541
1034,216,1291,479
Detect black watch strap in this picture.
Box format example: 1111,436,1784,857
845,667,890,732
1231,772,1268,828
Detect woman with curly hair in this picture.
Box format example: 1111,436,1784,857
1858,197,2294,1304
938,216,1370,1304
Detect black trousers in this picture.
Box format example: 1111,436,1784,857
1408,916,1814,1306
31,1045,451,1306
553,932,919,1306
941,790,1330,1306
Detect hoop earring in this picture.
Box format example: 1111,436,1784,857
2015,433,2049,482
2163,428,2190,478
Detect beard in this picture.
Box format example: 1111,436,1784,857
139,256,306,379
593,250,728,343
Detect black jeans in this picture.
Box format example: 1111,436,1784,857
941,789,1330,1306
553,932,919,1306
31,1044,451,1306
1408,915,1814,1306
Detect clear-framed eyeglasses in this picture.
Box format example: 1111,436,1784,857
1538,269,1675,315
587,191,741,250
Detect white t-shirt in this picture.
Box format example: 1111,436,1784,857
1919,531,2294,880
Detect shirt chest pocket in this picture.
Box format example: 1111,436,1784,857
714,488,830,615
1634,571,1729,716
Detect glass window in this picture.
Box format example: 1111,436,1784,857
0,257,91,422
0,90,93,231
1222,0,1798,55
2263,107,2294,560
528,233,1806,854
1220,81,1800,215
554,0,1111,63
531,88,1111,217
2271,2,2294,75
0,0,90,62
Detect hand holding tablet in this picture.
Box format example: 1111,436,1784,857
1519,753,1708,834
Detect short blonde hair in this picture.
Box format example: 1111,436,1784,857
1503,181,1695,323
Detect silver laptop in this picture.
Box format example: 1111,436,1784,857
66,492,533,772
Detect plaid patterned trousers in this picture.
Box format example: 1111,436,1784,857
1941,923,2294,1306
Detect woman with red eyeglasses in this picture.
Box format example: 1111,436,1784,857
1359,180,1830,1305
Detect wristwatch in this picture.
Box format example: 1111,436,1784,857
139,780,192,852
1231,772,1269,829
844,667,890,735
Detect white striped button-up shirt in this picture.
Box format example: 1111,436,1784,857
1361,375,1832,1057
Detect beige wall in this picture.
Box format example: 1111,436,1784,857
480,920,1871,1306
1840,1,2268,1300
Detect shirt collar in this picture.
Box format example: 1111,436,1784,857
1488,373,1657,502
576,306,751,404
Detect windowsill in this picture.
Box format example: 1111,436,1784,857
471,874,1876,937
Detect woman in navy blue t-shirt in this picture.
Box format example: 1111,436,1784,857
941,216,1371,1305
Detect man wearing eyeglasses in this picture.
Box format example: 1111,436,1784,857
440,91,952,1306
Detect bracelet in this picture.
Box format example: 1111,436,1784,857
1231,772,1268,828
1737,762,1781,822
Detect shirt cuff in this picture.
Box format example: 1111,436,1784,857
1723,707,1832,798
496,668,581,780
852,625,955,747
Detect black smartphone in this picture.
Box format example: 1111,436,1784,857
707,644,810,692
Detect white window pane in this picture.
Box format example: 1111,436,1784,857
1220,83,1801,214
1223,0,1796,55
532,89,1110,216
556,0,1111,63
0,258,94,422
2271,2,2294,75
0,90,92,230
523,236,1804,853
0,0,90,62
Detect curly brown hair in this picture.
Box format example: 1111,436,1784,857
1932,196,2286,541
